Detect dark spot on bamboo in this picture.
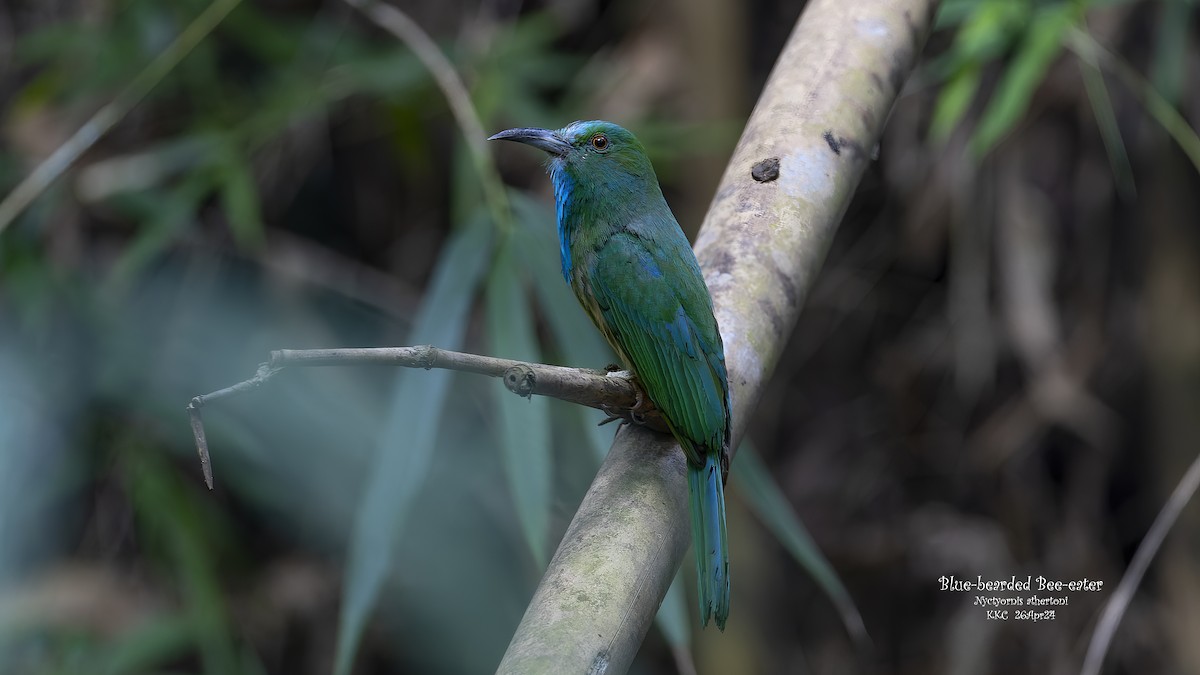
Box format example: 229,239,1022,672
751,157,780,182
888,63,906,96
709,249,736,275
826,130,873,160
758,298,784,335
824,130,842,155
774,267,798,307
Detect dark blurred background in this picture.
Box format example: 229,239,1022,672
1,0,1199,673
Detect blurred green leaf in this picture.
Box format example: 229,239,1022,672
927,0,1028,142
1,233,66,329
14,18,131,102
218,2,313,64
328,50,427,101
125,443,239,675
930,66,982,142
1150,0,1191,106
216,144,266,250
13,21,93,66
1066,27,1200,177
95,614,198,675
934,0,983,29
655,572,693,671
105,195,193,295
946,0,1027,68
105,178,207,294
471,13,579,126
1078,56,1135,198
732,444,871,657
631,120,744,173
486,240,552,566
332,213,494,675
970,4,1078,157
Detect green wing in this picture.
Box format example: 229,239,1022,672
588,230,729,466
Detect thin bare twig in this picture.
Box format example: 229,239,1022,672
186,345,662,490
0,0,243,233
1081,449,1200,675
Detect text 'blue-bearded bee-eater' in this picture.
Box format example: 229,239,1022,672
489,120,732,629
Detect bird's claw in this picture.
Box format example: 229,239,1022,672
598,405,630,432
597,370,652,428
599,387,651,429
629,388,649,425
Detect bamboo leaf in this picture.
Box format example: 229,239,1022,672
1149,0,1191,106
487,239,552,567
970,5,1078,158
930,65,982,142
656,571,694,673
732,444,871,656
949,0,1027,66
1066,27,1200,176
125,445,238,675
97,614,198,675
217,147,265,250
1078,55,1135,198
933,0,980,30
929,0,1027,143
332,214,493,675
105,177,208,294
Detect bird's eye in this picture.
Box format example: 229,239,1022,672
590,134,609,151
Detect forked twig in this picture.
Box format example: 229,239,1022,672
186,345,662,489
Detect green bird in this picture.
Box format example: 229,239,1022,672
489,120,731,629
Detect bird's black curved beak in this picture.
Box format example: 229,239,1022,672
487,127,572,157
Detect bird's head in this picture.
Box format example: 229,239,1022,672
488,120,656,184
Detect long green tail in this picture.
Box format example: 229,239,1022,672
687,454,730,630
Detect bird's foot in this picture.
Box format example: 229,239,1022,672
597,370,654,429
603,369,646,422
598,403,631,432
